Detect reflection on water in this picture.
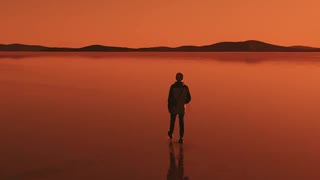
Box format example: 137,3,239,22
167,142,189,180
5,167,63,180
1,52,320,64
1,52,320,179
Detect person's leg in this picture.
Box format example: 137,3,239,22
168,114,177,138
178,113,185,140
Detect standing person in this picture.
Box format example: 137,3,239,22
167,72,191,143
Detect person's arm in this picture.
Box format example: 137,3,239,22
168,86,175,112
185,86,191,104
168,85,174,105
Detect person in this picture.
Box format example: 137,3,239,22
167,72,191,143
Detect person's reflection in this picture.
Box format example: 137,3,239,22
167,142,189,180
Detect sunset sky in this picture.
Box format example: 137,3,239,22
1,0,320,48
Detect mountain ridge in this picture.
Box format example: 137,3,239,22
1,40,320,52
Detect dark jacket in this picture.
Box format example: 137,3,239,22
168,81,191,114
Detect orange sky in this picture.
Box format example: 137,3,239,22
1,0,320,48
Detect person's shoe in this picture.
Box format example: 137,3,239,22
179,138,184,144
168,131,172,139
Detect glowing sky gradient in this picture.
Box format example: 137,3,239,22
1,0,319,48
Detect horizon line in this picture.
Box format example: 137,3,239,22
1,40,319,49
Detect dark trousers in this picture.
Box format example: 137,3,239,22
168,113,184,138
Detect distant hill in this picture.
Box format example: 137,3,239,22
289,45,318,50
1,40,320,52
0,44,48,51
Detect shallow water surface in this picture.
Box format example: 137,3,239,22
1,52,320,180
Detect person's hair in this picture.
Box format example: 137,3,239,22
176,72,183,81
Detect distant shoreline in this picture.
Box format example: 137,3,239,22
1,40,320,52
1,51,320,63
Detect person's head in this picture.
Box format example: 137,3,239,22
176,72,183,82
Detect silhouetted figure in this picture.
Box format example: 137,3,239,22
168,72,192,143
167,142,189,180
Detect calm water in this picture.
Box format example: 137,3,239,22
1,52,320,180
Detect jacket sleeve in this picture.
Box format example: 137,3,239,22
168,85,174,104
185,86,191,104
167,86,175,112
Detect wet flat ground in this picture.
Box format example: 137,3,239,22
1,52,320,180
